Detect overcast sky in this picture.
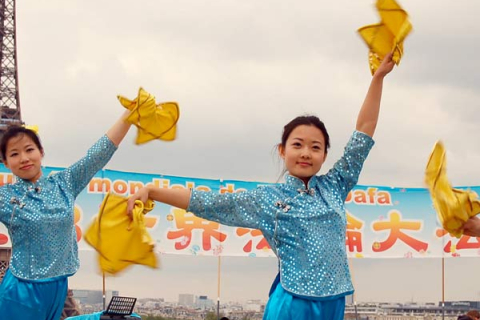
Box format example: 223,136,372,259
12,0,480,305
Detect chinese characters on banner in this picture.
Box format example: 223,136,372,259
1,165,480,258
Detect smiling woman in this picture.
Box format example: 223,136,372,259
277,116,329,185
0,110,132,320
1,126,45,183
126,53,395,320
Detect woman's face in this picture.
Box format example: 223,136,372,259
3,134,44,183
279,124,327,185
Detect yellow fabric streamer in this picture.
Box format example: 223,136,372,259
358,0,412,75
425,141,480,238
118,87,180,144
24,125,39,134
84,193,159,274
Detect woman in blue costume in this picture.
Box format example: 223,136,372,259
0,110,132,319
128,53,395,320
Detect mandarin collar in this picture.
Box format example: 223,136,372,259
15,173,46,188
284,174,318,191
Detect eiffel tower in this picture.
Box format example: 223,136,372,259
0,0,20,282
0,0,22,135
0,3,82,317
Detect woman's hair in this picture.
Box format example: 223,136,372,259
0,125,43,161
280,115,330,153
467,310,480,319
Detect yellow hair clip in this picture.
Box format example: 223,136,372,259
23,124,39,134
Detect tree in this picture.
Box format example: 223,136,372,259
205,311,225,320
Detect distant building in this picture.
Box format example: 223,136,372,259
195,295,214,310
245,299,265,312
178,293,195,307
444,300,480,310
72,289,119,306
345,294,354,305
344,300,480,319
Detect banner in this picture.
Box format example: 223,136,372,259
1,164,480,258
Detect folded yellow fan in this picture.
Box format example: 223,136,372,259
425,141,480,238
84,193,159,274
358,0,412,75
118,87,180,144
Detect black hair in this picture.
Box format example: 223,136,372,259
0,126,44,161
280,115,330,153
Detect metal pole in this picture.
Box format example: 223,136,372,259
348,258,359,320
103,272,106,310
217,255,221,320
442,257,445,320
354,301,359,320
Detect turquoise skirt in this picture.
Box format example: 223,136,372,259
264,276,346,320
0,269,68,320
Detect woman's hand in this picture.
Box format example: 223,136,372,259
374,52,395,78
462,216,480,237
127,186,151,217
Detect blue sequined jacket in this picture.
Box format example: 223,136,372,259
0,135,117,281
188,130,374,299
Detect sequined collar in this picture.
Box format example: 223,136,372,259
15,173,46,190
284,174,319,192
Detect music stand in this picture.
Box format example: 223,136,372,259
100,296,137,320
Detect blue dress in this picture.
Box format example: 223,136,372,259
187,131,374,319
0,135,117,320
